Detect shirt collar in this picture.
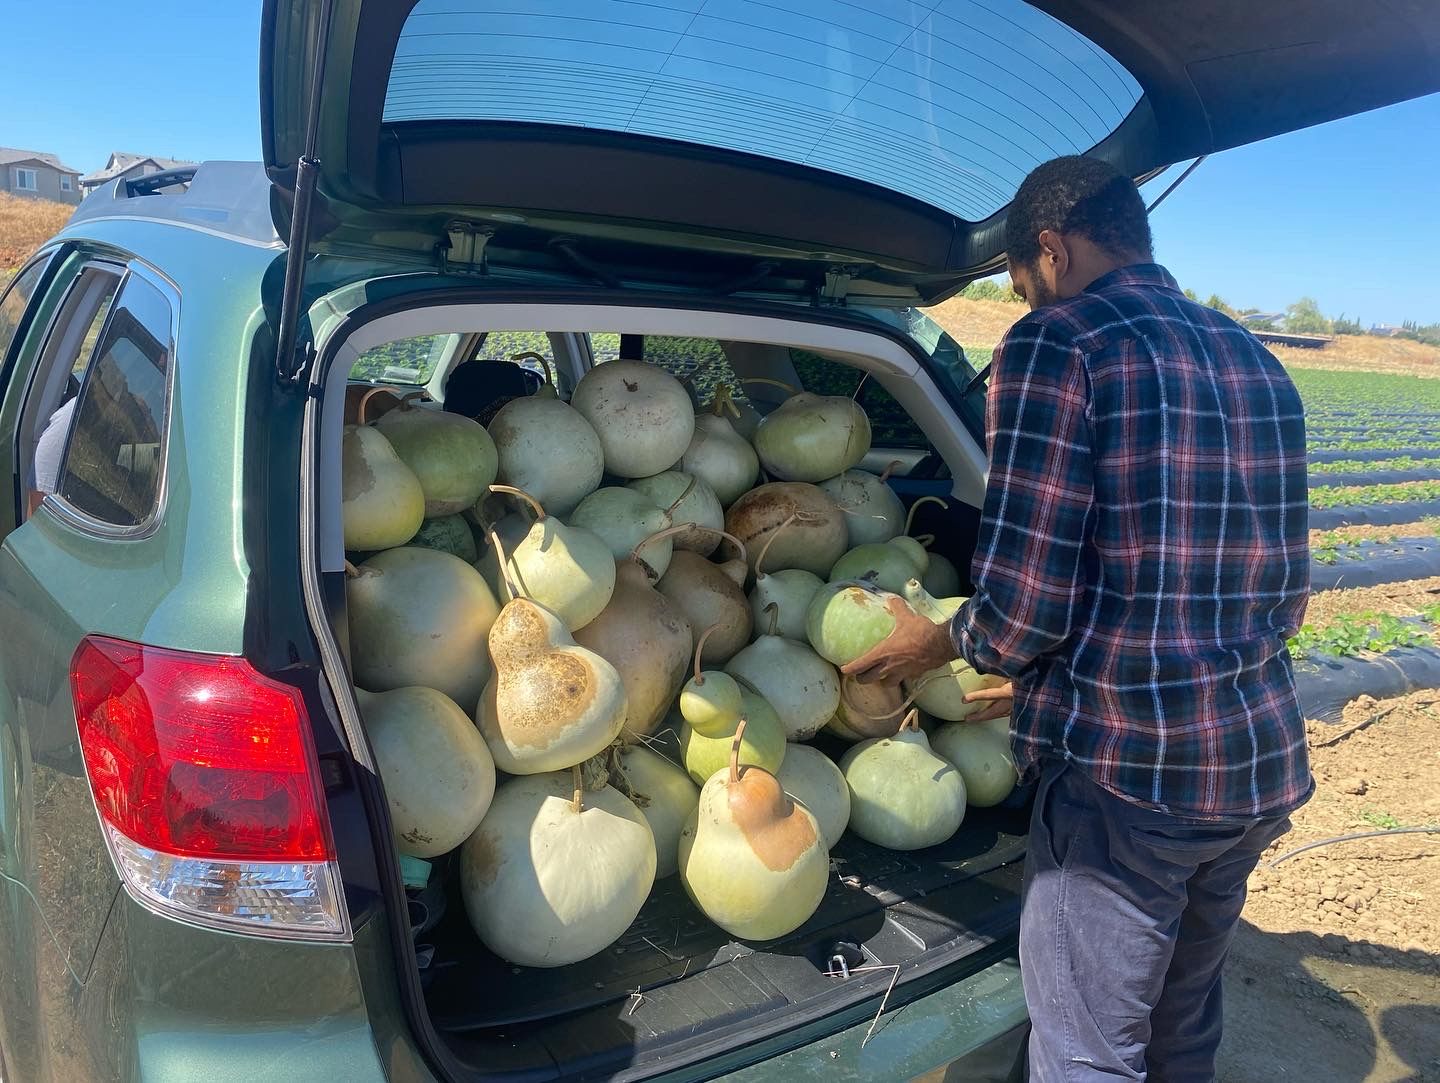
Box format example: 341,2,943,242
1083,263,1180,295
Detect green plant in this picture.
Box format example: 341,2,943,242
1284,297,1333,336
961,279,1025,304
1309,455,1440,476
1287,612,1434,659
1309,480,1440,510
1360,808,1402,830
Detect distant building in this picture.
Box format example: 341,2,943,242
1368,324,1404,337
79,151,198,194
0,147,83,205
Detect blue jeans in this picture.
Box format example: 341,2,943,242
1021,760,1293,1082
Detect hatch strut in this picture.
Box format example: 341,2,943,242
273,0,336,387
1145,156,1207,214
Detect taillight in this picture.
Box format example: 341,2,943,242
70,635,347,939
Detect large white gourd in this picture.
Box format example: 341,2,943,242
931,723,1018,808
840,712,966,850
725,604,839,742
678,722,828,941
484,486,616,631
615,745,700,878
347,547,500,709
725,482,847,577
682,412,760,506
476,598,627,774
375,399,498,517
775,745,850,850
461,770,656,967
488,397,604,516
572,360,695,478
341,425,425,551
819,468,904,547
356,686,496,858
754,392,871,482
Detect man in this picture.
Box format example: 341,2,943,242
846,156,1311,1081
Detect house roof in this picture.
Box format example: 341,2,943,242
80,151,198,186
0,146,82,174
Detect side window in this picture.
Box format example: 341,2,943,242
54,274,173,528
350,333,459,385
642,336,741,404
0,259,52,374
788,348,934,451
22,265,124,514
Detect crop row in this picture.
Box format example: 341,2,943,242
1309,480,1440,510
1288,607,1440,660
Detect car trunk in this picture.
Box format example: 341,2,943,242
309,297,1023,1080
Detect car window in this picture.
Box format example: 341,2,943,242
0,259,52,374
643,336,742,406
350,333,460,385
23,264,125,514
55,274,173,528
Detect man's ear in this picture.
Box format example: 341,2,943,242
1037,229,1069,280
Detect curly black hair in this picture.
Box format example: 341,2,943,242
1005,156,1153,268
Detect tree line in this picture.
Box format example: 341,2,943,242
960,280,1440,347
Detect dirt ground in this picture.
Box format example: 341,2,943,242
1302,576,1440,626
1314,522,1440,546
1216,690,1440,1082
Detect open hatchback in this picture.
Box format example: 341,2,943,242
253,2,1440,1081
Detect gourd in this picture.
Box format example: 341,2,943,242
461,768,656,967
347,547,500,710
572,360,695,478
725,603,840,742
374,394,498,517
840,710,966,850
754,392,871,482
725,482,847,578
678,720,829,940
475,598,627,774
487,396,604,516
775,744,850,850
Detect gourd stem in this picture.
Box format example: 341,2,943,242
356,385,401,426
879,459,904,483
343,559,361,578
486,527,520,599
763,601,779,638
511,350,557,392
728,717,749,784
572,765,584,814
899,709,922,733
914,533,936,548
740,377,798,397
754,512,800,577
693,624,721,683
664,474,699,515
629,524,691,581
711,384,742,419
692,527,750,569
399,390,427,410
852,373,870,400
904,495,950,537
488,483,546,522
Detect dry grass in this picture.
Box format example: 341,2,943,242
924,296,1025,352
0,192,73,271
925,298,1440,380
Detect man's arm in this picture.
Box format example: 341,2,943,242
951,316,1095,677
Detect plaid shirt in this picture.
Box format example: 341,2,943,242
951,264,1312,819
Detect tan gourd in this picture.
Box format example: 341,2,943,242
572,528,695,742
678,720,829,940
655,532,753,666
725,482,847,577
475,598,627,774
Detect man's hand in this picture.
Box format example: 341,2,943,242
963,682,1014,722
841,606,959,684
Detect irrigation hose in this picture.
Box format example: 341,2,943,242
1267,825,1440,867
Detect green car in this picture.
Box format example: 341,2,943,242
0,3,1432,1080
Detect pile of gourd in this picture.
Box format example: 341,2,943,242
342,361,1018,969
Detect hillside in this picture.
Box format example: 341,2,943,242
0,192,73,271
925,297,1440,380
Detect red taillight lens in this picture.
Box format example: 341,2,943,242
70,635,334,863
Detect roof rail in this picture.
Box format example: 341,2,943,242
125,166,199,198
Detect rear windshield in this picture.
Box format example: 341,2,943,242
382,0,1142,222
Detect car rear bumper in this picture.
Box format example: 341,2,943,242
720,950,1028,1082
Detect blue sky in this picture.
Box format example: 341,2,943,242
6,2,1437,325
